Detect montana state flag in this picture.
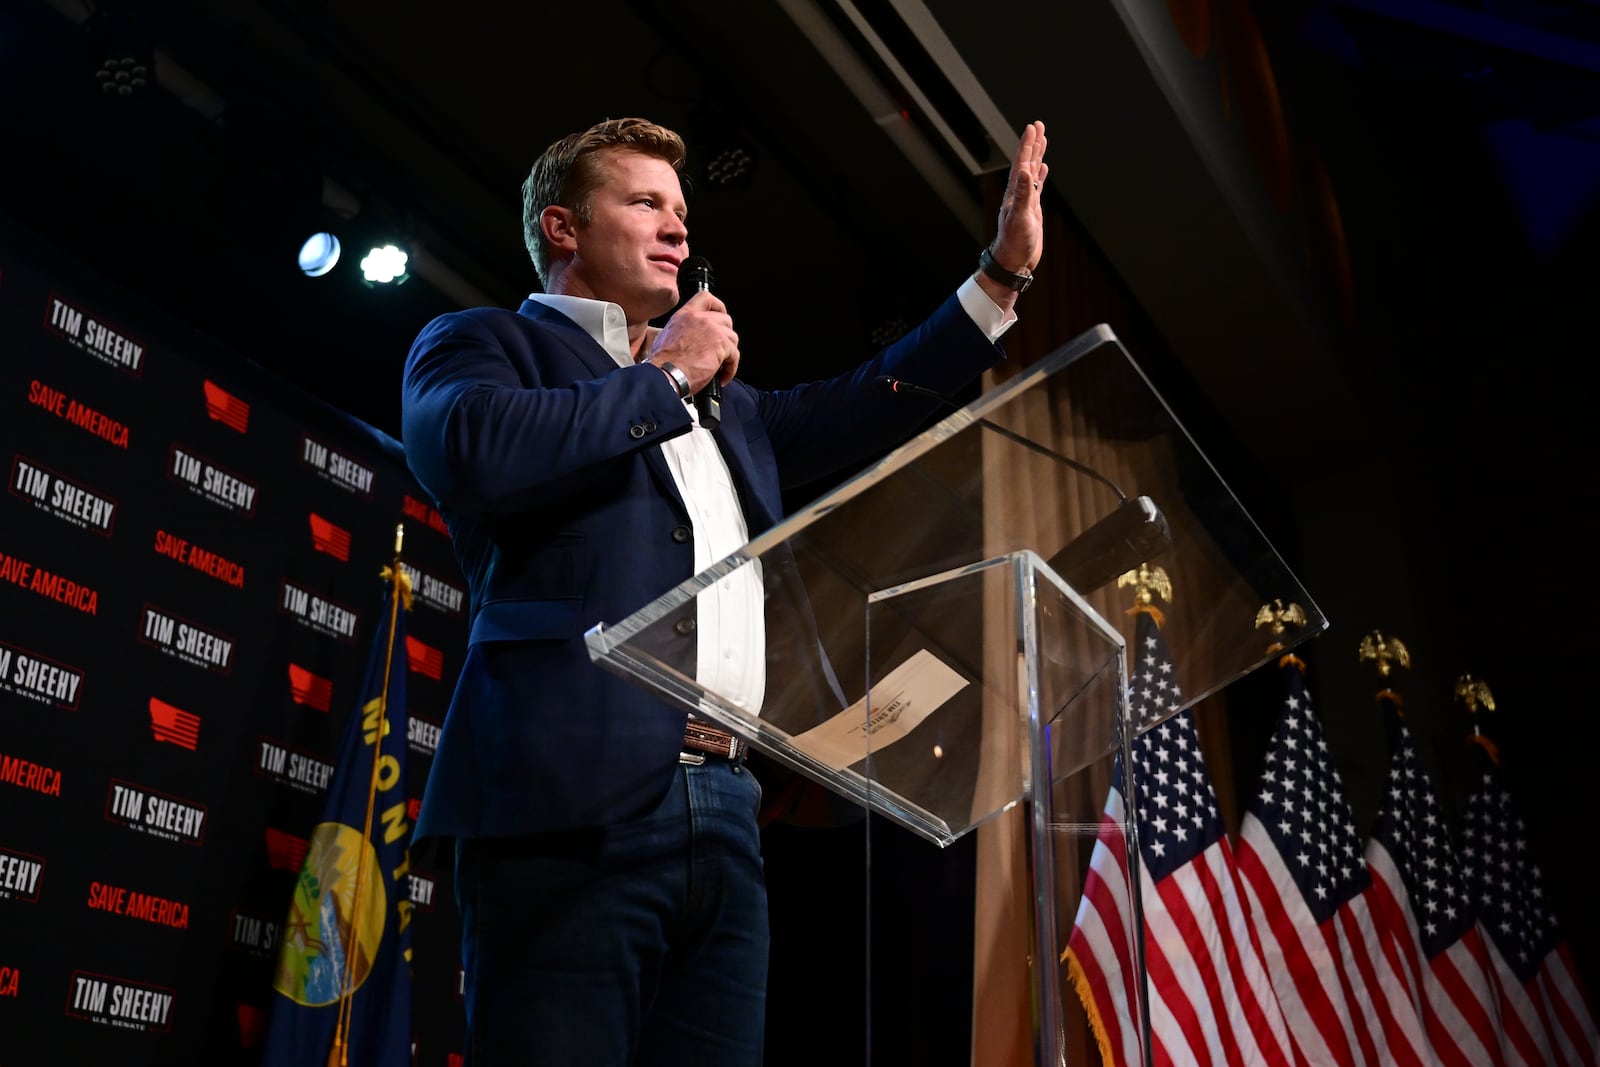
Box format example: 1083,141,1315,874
262,576,413,1066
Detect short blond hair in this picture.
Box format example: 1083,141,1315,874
522,118,687,286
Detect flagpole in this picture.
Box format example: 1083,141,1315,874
329,522,408,1067
1455,674,1501,765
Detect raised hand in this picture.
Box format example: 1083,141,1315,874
990,120,1048,276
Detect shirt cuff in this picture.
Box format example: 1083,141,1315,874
956,275,1019,342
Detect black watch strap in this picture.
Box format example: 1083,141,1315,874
978,247,1033,293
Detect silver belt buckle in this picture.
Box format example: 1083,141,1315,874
678,750,706,766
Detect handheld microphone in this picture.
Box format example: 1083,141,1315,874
677,256,721,429
880,376,1172,592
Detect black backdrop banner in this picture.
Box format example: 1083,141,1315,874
0,221,470,1065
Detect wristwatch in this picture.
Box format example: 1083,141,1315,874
657,360,693,401
978,247,1033,293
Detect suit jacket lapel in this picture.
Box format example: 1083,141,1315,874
516,299,687,514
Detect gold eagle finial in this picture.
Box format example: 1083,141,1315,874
1117,563,1171,605
1255,598,1307,659
1357,630,1410,677
1454,674,1496,716
379,522,415,610
1254,599,1307,637
1117,563,1171,626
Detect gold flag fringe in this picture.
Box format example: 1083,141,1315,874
1063,945,1117,1067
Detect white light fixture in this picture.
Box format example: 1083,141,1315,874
359,244,408,284
297,232,342,277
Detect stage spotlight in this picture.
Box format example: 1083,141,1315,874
688,107,759,191
297,233,342,277
705,144,755,188
84,5,154,100
359,244,409,284
96,55,150,97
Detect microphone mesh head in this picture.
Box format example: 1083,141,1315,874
677,256,714,302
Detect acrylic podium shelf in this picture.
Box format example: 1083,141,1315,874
586,324,1325,1066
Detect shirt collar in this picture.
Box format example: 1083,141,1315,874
526,292,633,369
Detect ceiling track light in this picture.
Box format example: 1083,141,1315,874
298,233,342,278
83,5,156,101
359,243,409,285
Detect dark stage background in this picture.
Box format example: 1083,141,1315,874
2,0,1597,1062
0,221,470,1064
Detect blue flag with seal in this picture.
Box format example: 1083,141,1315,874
263,564,414,1067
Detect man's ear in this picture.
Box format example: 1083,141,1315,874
541,205,578,256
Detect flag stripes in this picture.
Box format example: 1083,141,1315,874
1057,644,1599,1067
1236,833,1363,1065
1067,793,1146,1067
1365,852,1502,1066
1065,613,1296,1066
1462,760,1599,1067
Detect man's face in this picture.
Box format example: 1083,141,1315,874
563,149,688,323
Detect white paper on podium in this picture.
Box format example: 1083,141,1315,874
790,649,969,771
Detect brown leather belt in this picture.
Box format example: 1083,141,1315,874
681,719,748,764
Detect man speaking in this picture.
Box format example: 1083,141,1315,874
401,115,1048,1065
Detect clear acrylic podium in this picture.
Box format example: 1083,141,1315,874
586,324,1325,1066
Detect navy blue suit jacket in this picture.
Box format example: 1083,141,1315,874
401,292,1003,840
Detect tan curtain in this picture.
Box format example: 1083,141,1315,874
969,191,1240,1067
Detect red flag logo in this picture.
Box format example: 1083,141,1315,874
308,513,351,562
263,828,308,871
236,1003,265,1048
406,636,444,681
202,380,249,433
147,698,200,750
286,663,333,712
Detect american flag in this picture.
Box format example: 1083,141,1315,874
1065,612,1296,1066
1460,748,1599,1066
1234,658,1431,1065
1363,701,1504,1065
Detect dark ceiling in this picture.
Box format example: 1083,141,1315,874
3,0,1594,488
3,0,1594,455
2,0,1010,439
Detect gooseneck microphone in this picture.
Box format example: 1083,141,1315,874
677,256,721,429
880,376,1173,593
880,377,1125,499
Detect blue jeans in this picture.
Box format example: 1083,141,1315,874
455,759,769,1066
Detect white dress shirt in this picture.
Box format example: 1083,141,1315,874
527,280,1015,716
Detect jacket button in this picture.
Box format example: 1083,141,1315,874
671,524,691,544
644,420,657,432
629,424,646,439
675,618,696,635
